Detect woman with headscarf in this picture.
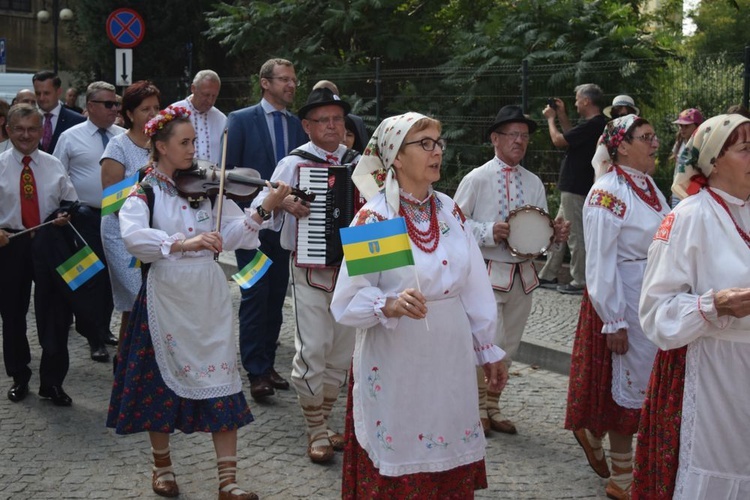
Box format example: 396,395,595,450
565,115,670,499
100,80,161,340
330,112,508,498
634,114,750,499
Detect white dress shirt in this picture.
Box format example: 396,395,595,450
172,97,227,164
0,147,78,229
53,120,125,207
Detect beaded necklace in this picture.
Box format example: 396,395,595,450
399,194,440,253
614,165,663,212
706,187,750,247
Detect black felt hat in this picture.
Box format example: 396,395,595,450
487,105,538,138
297,88,351,120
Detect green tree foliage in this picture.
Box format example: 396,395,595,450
688,0,749,59
66,0,233,105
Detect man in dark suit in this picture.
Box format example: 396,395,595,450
32,70,85,154
225,58,307,400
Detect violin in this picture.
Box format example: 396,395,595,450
174,159,315,208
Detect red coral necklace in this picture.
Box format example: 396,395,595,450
400,195,440,253
706,187,750,247
615,165,663,212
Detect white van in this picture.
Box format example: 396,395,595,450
0,73,34,103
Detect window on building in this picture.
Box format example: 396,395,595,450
0,0,32,12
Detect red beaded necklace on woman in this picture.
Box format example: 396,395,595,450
400,194,440,253
706,187,750,247
614,165,663,212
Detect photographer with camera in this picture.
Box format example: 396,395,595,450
538,84,607,294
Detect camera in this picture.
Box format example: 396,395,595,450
547,98,557,110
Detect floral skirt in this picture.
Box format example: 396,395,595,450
564,288,640,437
341,373,487,499
632,347,687,500
106,287,254,434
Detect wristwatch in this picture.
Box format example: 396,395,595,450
256,205,272,221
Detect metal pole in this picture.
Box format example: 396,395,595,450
375,57,381,123
744,45,749,109
53,0,59,74
521,59,529,113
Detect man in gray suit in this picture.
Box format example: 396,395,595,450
225,58,308,401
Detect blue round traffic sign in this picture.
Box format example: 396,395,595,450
106,8,145,48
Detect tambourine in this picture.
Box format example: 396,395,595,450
505,205,555,259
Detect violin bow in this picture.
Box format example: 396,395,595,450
212,128,229,261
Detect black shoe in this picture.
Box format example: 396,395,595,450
7,381,29,402
90,344,110,363
558,283,585,295
249,375,275,400
103,333,118,346
267,368,290,390
538,278,559,290
39,385,73,406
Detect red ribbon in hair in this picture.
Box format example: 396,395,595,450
686,173,708,196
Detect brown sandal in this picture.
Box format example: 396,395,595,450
218,456,259,500
151,446,179,498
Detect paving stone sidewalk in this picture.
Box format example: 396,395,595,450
0,281,606,499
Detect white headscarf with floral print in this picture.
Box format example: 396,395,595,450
351,112,427,214
672,113,750,199
591,114,639,180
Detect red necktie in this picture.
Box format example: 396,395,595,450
326,153,339,164
20,155,41,229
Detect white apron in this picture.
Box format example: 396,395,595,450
147,256,243,400
352,296,486,477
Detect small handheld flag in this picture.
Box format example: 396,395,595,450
232,250,272,289
340,217,414,276
101,172,138,216
56,245,105,291
128,256,142,268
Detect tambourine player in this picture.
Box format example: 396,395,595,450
454,105,569,435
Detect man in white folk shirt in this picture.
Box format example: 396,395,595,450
53,81,124,362
454,105,569,435
252,87,359,464
171,70,227,164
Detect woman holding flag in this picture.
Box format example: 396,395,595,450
331,112,508,498
106,105,290,500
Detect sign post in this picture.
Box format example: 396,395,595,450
106,8,145,86
0,38,6,73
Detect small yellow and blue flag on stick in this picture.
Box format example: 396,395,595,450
128,256,142,268
232,250,272,289
101,172,138,216
340,217,414,276
55,245,105,291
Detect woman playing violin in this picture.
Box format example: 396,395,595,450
106,106,290,500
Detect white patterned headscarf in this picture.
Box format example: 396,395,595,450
591,114,639,180
351,112,427,214
672,113,750,199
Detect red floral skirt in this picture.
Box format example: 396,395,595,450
632,346,687,499
564,288,640,437
341,373,487,499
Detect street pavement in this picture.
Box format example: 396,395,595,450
0,273,612,499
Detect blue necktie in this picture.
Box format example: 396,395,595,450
98,128,110,149
272,111,286,162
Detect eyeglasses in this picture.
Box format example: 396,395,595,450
10,126,41,134
496,131,531,141
632,133,659,144
266,76,299,86
307,116,345,125
90,100,121,109
403,137,446,152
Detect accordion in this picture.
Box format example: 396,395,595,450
295,164,355,268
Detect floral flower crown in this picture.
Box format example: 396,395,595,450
144,106,191,138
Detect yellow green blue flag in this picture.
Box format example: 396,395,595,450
340,217,414,276
232,250,272,289
56,246,105,291
101,172,138,216
128,256,142,268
